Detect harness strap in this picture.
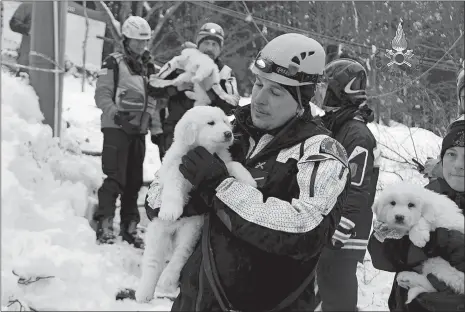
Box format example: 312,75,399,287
201,213,317,312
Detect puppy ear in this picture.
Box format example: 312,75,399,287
174,118,197,147
183,122,197,147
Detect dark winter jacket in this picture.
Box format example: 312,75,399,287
367,178,465,312
9,2,33,68
330,117,380,260
145,105,351,312
94,51,162,135
150,57,239,150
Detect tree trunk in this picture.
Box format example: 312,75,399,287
135,1,144,17
119,1,132,23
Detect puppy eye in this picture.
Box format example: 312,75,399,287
207,121,215,126
390,201,396,206
408,203,415,208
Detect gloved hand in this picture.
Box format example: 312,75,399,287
151,134,162,145
179,146,229,191
151,134,166,160
114,112,138,133
424,228,464,270
330,217,356,249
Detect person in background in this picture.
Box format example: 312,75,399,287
313,58,380,311
145,33,351,311
149,22,239,159
416,67,464,181
368,115,464,312
93,16,161,249
9,2,33,77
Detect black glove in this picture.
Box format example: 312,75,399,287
114,112,138,133
424,228,464,270
151,134,166,160
179,146,229,191
151,134,162,145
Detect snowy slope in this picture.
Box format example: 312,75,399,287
1,71,170,311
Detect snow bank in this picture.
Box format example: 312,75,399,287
1,71,170,311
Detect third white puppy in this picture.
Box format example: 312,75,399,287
373,182,464,303
136,106,256,302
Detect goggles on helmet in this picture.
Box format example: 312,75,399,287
254,53,320,84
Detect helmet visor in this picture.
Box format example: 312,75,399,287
253,53,320,84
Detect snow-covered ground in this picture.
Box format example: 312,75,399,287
1,70,441,311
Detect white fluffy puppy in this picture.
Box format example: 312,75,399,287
149,48,239,107
373,182,464,303
136,106,256,303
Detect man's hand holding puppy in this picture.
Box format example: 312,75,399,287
179,146,230,207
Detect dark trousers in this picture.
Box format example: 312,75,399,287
94,128,145,225
315,248,359,311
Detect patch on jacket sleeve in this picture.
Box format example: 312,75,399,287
98,68,108,76
319,137,348,166
348,146,369,187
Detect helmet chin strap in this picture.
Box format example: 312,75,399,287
295,86,305,117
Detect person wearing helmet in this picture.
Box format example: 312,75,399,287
92,16,162,249
312,58,380,311
149,22,239,159
144,33,350,311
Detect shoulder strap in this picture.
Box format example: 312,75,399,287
110,54,122,103
202,215,237,311
202,213,318,312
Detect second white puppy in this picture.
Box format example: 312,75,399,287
373,182,464,303
136,106,256,302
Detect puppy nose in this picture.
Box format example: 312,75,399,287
224,131,232,140
395,215,404,222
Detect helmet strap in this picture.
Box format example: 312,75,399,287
296,86,305,117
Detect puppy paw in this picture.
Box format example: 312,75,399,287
158,204,183,221
409,229,429,248
226,162,257,187
157,273,179,295
397,271,416,289
135,286,155,303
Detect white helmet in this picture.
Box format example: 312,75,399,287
122,16,151,40
251,33,326,86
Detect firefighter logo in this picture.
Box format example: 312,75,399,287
386,19,414,67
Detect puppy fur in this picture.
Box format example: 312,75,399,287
135,106,256,302
373,182,464,303
149,48,239,106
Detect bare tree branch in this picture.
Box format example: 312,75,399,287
135,1,144,17
82,0,90,92
119,1,132,23
223,33,262,58
148,2,183,51
93,1,123,51
144,2,164,21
